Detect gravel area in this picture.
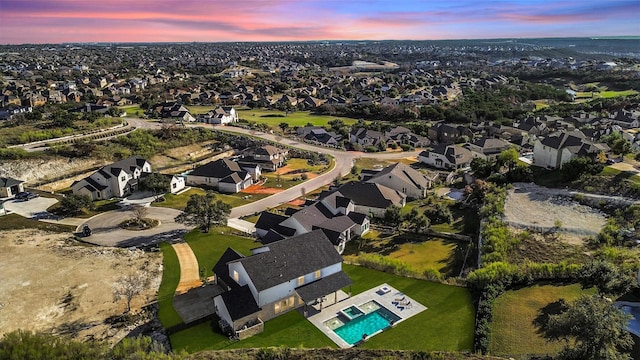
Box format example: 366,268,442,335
504,183,606,237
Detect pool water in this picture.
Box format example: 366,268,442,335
333,306,401,345
341,305,364,319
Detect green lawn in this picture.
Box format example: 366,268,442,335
170,264,475,353
386,239,459,274
600,166,640,185
0,213,75,233
345,265,475,351
490,283,595,358
237,109,358,128
183,227,258,278
158,242,183,329
153,188,267,210
118,104,144,117
262,158,332,189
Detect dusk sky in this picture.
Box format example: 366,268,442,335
1,0,639,44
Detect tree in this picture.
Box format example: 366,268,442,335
383,205,403,230
175,192,231,233
131,205,148,226
59,194,94,216
497,148,519,172
139,172,169,201
561,156,604,182
112,272,149,313
578,260,636,296
470,157,496,178
278,122,289,133
540,294,633,360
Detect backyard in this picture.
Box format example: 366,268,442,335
261,158,331,189
167,262,475,353
489,283,595,358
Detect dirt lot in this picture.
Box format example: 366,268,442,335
0,229,162,344
503,183,606,243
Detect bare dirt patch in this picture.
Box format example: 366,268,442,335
241,183,283,194
504,183,606,241
0,229,162,344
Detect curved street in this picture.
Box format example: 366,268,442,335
80,207,189,247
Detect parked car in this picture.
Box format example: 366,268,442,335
15,192,39,201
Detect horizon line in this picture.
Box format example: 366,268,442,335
2,35,640,46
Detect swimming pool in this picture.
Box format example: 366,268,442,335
332,302,401,346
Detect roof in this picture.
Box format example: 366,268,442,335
286,202,335,232
213,248,244,289
0,176,24,188
219,172,243,184
539,130,586,150
296,271,352,303
189,158,242,178
430,145,473,165
367,163,429,192
219,285,261,321
255,211,289,231
325,182,405,209
315,215,355,233
235,230,344,292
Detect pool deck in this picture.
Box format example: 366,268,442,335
307,283,427,348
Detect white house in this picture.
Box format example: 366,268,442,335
0,177,25,198
418,145,473,170
199,106,238,125
71,156,151,200
186,158,257,193
212,230,352,339
533,130,609,169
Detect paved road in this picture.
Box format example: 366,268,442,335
80,207,189,247
3,197,58,218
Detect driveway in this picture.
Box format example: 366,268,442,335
80,207,189,247
3,197,58,218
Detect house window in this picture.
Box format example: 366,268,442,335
314,270,321,279
297,276,304,286
121,176,126,182
274,296,296,314
172,183,177,189
232,270,239,282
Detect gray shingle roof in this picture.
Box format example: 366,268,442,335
220,285,261,321
236,230,343,292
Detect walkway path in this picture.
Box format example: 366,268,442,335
172,242,202,294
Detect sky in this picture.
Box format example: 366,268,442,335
0,0,639,44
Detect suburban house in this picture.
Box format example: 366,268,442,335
0,177,25,198
198,106,238,125
186,158,259,193
255,196,370,253
139,172,186,194
364,162,432,200
212,230,353,339
385,126,430,148
303,128,341,147
321,182,406,217
418,144,473,170
427,123,473,144
349,128,388,147
71,156,151,200
465,137,512,160
533,130,609,169
238,145,288,172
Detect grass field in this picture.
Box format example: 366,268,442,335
183,226,257,278
170,264,475,353
262,158,331,189
387,238,459,274
575,89,638,99
0,118,123,147
490,283,595,358
237,108,358,127
0,213,76,233
600,166,640,185
153,188,267,209
118,104,144,117
157,242,183,328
